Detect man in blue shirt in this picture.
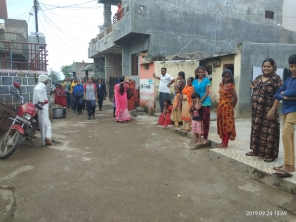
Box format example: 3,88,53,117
273,54,296,177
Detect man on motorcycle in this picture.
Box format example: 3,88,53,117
33,74,52,145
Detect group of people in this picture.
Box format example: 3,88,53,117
52,77,107,120
154,54,296,178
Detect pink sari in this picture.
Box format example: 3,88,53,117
115,83,132,122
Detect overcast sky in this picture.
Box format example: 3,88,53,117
6,0,116,75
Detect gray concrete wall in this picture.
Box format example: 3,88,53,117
129,0,296,57
238,42,296,117
4,19,28,41
0,72,50,107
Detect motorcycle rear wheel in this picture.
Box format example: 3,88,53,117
0,128,23,159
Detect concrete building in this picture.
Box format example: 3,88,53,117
88,0,296,101
0,1,48,106
71,62,94,80
282,0,296,32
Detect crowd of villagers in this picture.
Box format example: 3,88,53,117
51,76,139,122
154,54,296,178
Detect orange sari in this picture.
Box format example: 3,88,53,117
181,86,194,122
217,83,236,140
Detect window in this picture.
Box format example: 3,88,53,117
265,10,274,20
131,54,138,76
144,64,149,70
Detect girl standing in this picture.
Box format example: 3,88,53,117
171,86,182,128
181,77,195,132
189,93,203,146
114,77,132,122
217,69,238,148
193,66,212,145
157,99,173,128
246,58,282,162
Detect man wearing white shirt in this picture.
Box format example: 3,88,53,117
33,74,52,145
153,68,175,113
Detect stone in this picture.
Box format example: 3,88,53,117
23,78,28,85
0,86,9,94
28,78,37,85
8,73,16,76
2,77,12,85
9,86,18,94
26,73,35,77
4,95,13,103
26,86,34,93
20,86,26,93
0,73,8,76
13,77,21,84
0,95,3,103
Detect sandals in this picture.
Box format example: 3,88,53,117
245,152,257,156
273,165,283,171
272,170,293,178
264,158,275,162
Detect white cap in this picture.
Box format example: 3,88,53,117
38,74,49,83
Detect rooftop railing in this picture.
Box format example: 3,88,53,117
0,40,48,71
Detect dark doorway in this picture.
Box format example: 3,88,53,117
223,64,234,75
109,77,118,99
131,54,138,76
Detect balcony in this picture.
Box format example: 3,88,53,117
0,40,48,71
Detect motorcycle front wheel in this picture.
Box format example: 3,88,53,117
0,128,23,159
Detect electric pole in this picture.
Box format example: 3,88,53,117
34,0,39,43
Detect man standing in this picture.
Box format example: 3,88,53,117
63,77,71,108
153,68,175,113
96,78,107,111
33,74,52,145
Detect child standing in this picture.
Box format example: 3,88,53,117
181,77,195,132
157,99,173,128
217,69,238,148
189,93,203,146
171,86,182,128
273,54,296,177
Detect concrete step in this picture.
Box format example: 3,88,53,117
209,148,296,194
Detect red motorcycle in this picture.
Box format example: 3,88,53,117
0,82,39,159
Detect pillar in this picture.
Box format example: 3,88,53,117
103,4,112,27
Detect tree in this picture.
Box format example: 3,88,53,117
49,69,59,84
61,65,73,79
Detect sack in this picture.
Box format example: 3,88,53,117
126,88,134,100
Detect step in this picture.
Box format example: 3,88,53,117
209,148,296,194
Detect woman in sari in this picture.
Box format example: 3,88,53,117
217,69,238,148
114,77,132,122
246,58,282,161
128,79,138,111
193,66,212,145
181,77,195,132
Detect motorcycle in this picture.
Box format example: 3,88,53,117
0,81,39,159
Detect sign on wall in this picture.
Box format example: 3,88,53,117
140,79,154,100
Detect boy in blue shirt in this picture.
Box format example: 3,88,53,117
273,54,296,177
73,79,85,115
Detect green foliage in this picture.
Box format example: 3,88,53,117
61,65,73,79
49,69,59,83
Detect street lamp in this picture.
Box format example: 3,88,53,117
214,1,229,55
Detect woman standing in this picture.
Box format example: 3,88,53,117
114,77,132,122
181,77,195,132
246,58,282,162
128,80,138,111
84,78,98,120
217,69,238,148
193,66,212,145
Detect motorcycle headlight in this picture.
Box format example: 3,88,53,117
22,113,32,121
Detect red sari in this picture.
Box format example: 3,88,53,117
158,105,173,127
55,89,66,107
217,83,236,141
128,80,138,111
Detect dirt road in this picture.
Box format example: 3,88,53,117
1,106,296,222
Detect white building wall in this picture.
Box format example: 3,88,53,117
282,0,296,32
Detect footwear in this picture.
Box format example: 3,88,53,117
273,165,283,171
264,158,275,162
99,109,102,111
272,170,293,177
77,112,80,115
45,138,52,145
88,116,91,120
245,152,257,156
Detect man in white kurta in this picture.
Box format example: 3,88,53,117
33,74,52,145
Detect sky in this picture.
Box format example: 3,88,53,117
6,0,116,76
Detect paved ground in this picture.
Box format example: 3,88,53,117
1,103,296,222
